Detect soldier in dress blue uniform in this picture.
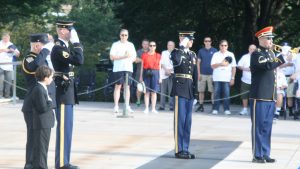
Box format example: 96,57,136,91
171,31,197,159
51,21,84,169
21,33,56,169
250,26,285,163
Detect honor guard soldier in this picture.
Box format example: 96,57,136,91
171,31,197,159
21,33,56,169
51,21,84,169
250,26,285,163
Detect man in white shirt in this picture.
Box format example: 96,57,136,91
211,40,236,115
159,41,175,111
0,32,20,98
110,29,137,114
279,42,295,117
237,44,256,115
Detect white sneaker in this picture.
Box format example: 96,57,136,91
127,106,134,114
152,109,159,114
224,110,231,115
212,110,218,115
239,109,248,115
143,108,149,114
113,106,119,113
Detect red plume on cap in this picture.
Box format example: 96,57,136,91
255,26,275,38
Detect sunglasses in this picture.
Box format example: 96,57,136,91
121,34,128,37
149,45,156,47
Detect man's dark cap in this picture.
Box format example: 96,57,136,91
56,20,75,30
30,33,49,44
178,31,195,40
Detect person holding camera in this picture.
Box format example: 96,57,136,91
140,41,161,114
51,20,84,169
211,40,236,115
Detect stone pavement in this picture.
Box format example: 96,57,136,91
0,101,300,169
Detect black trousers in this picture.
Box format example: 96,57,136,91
23,112,34,169
32,128,51,169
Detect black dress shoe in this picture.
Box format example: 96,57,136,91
184,151,195,159
252,157,265,163
264,156,276,163
59,164,79,169
159,107,165,111
175,152,189,159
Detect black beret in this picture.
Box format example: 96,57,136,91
30,33,49,44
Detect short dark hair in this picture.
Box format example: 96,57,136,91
35,65,53,81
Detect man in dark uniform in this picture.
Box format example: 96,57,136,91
250,26,285,163
51,21,84,169
21,33,56,169
171,31,197,159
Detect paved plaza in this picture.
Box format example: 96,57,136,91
0,101,300,169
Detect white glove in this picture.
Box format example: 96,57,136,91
70,29,80,44
180,37,189,48
42,42,54,52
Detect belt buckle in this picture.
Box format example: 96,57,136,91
68,72,74,77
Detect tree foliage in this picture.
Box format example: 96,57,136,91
117,0,300,57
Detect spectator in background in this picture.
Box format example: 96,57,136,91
159,41,175,111
110,29,137,114
134,39,149,106
140,41,161,114
211,40,236,115
237,44,256,115
274,68,288,121
0,32,20,98
278,42,295,117
196,36,217,112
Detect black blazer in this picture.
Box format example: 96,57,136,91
31,83,55,129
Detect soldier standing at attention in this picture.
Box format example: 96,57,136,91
250,26,284,163
51,21,84,169
22,33,55,169
171,31,197,159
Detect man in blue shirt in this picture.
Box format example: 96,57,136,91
196,37,217,112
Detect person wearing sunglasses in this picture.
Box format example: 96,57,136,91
195,37,217,112
250,26,285,163
110,29,137,115
211,40,236,115
140,41,161,114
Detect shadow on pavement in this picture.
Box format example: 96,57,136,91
138,139,242,169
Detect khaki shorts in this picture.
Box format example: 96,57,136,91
286,77,294,97
240,82,251,99
198,74,213,92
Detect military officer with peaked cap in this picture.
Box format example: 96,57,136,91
51,20,84,169
21,33,56,169
249,26,285,163
171,31,197,159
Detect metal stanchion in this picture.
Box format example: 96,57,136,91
117,72,133,118
12,63,17,104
